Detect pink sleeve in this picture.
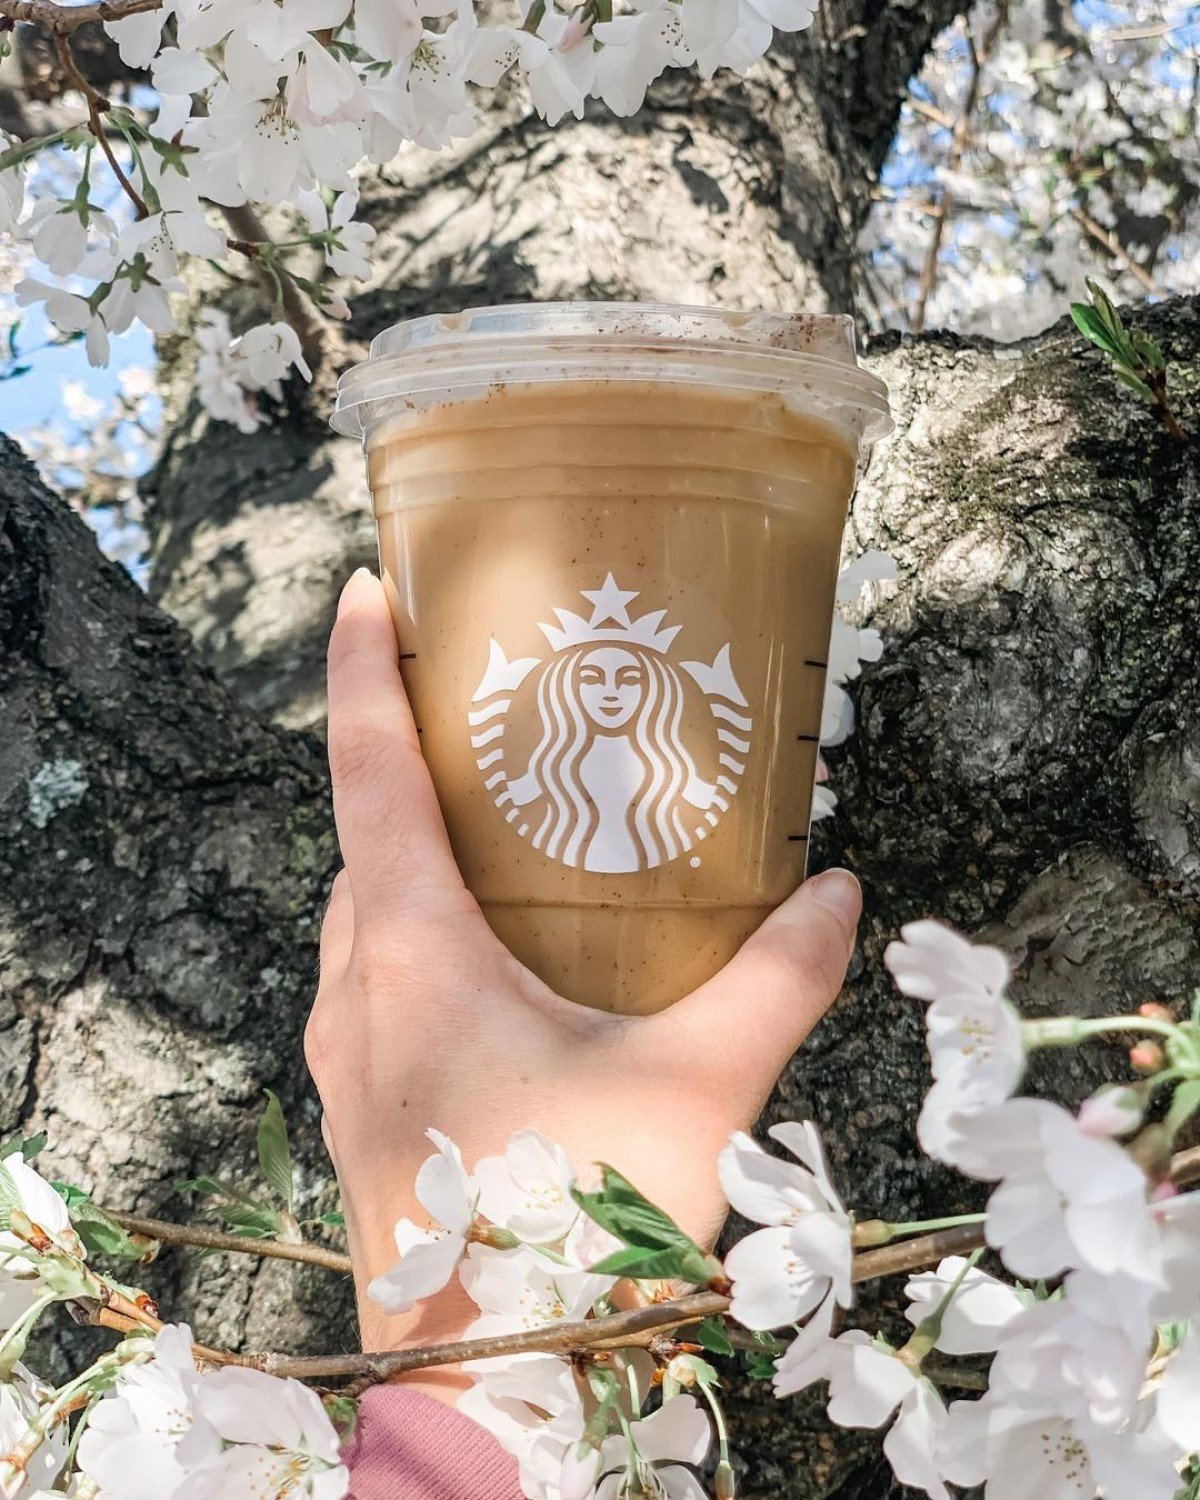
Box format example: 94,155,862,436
345,1384,524,1500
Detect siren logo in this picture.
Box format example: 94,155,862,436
468,575,753,873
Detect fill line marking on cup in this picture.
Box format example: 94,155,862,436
400,652,417,660
804,659,827,668
796,734,820,742
787,835,809,843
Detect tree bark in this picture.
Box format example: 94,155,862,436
144,0,962,727
4,295,1198,1492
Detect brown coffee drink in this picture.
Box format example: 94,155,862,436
333,305,890,1013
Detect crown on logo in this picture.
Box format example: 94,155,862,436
538,575,683,654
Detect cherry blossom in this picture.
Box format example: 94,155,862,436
79,1323,348,1499
0,1365,69,1499
985,1288,1150,1432
189,1366,349,1498
938,1386,1182,1500
474,1129,580,1245
718,1122,852,1331
0,1154,73,1250
903,1256,1025,1355
77,1325,215,1499
596,1394,711,1500
884,920,1022,1164
368,1128,477,1313
826,1334,950,1500
944,1098,1161,1283
460,1244,610,1337
458,1354,588,1499
0,144,25,237
296,190,376,281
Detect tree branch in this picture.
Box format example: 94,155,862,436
909,7,1007,331
107,1210,354,1274
50,30,147,218
1070,206,1166,297
207,1291,735,1386
0,0,162,30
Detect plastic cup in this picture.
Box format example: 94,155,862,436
332,303,890,1013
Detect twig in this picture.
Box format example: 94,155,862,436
1071,207,1165,297
107,1210,354,1274
851,1222,985,1282
221,203,328,368
209,1291,734,1388
0,0,162,29
909,8,1007,332
51,32,148,219
907,97,955,130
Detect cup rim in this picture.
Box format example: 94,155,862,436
331,300,891,443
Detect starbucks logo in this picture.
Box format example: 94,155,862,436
468,575,753,873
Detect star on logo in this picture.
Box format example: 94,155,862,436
581,573,640,629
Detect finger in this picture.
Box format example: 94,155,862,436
326,569,465,923
641,868,861,1100
318,868,355,982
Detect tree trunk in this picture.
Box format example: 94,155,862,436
4,288,1198,1493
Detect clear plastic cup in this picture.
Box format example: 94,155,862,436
332,303,890,1014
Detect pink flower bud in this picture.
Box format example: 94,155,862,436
1129,1041,1166,1074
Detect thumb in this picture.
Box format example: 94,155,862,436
643,869,861,1100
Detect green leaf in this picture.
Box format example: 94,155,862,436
572,1165,698,1253
695,1316,736,1357
218,1202,284,1238
178,1175,264,1209
1070,302,1124,359
1113,367,1156,404
589,1245,708,1281
178,1175,237,1199
1130,329,1166,370
0,1133,45,1163
1088,280,1124,336
317,1211,345,1228
64,1196,150,1261
323,1395,358,1444
745,1351,778,1380
257,1091,294,1212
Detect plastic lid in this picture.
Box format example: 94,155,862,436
331,301,892,446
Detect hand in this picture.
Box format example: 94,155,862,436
305,568,861,1400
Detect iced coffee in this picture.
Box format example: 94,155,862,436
332,304,890,1013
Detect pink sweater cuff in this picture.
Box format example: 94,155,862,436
345,1384,524,1500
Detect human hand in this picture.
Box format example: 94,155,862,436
305,568,861,1398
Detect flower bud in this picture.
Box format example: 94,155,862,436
1129,1041,1166,1074
468,1223,519,1250
716,1460,737,1499
1077,1085,1144,1138
665,1355,698,1389
1138,1002,1174,1021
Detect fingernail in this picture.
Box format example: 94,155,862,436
806,868,862,935
337,566,375,618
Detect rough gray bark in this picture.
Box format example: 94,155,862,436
3,298,1198,1494
145,0,963,727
